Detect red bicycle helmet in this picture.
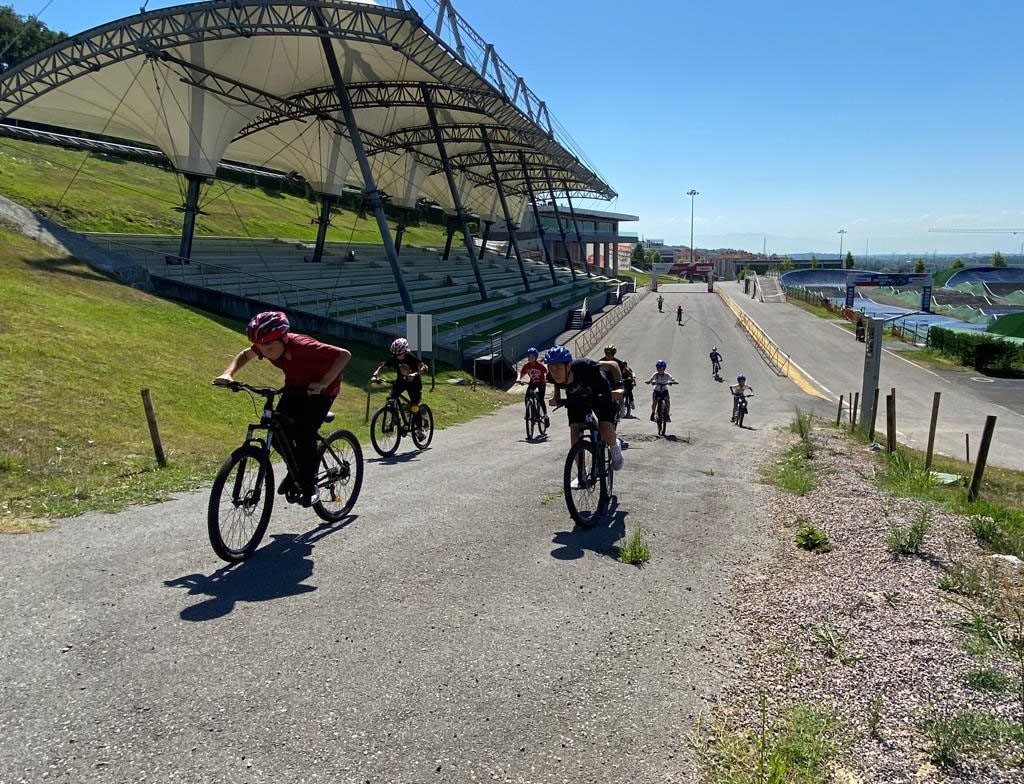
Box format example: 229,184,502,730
246,311,290,344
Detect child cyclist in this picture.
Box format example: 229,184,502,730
544,345,624,470
517,347,550,427
214,311,350,506
371,337,428,427
645,359,679,421
730,373,753,422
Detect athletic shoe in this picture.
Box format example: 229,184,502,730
665,416,671,423
650,413,655,421
611,441,624,470
543,417,550,427
569,477,591,490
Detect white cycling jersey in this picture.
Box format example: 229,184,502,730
648,371,676,392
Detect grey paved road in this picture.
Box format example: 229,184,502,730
1,287,800,784
720,281,1024,469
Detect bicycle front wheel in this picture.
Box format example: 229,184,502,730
525,397,537,439
412,404,434,449
370,406,401,456
312,430,364,522
207,445,273,563
564,440,609,527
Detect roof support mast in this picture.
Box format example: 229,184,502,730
543,167,575,281
562,181,590,277
310,4,414,312
520,152,557,285
176,173,203,263
422,85,487,301
481,126,530,292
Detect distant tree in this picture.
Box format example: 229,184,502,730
951,258,965,269
646,250,660,265
631,244,646,267
844,251,855,269
992,250,1007,268
780,256,794,271
913,258,926,274
0,7,65,72
810,254,819,269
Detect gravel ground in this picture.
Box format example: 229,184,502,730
712,423,1024,783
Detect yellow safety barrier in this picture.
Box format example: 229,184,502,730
717,290,829,400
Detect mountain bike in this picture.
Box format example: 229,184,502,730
209,381,363,563
518,381,548,439
732,388,754,428
646,380,678,436
369,378,434,456
563,410,615,527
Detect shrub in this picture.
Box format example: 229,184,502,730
795,519,832,553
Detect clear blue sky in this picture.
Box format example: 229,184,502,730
10,0,1024,256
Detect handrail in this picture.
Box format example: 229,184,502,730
717,290,792,377
570,285,649,358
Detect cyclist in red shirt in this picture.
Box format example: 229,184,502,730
214,311,350,505
517,347,550,427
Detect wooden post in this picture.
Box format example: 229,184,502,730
140,388,166,467
848,392,854,424
886,393,896,453
967,416,997,502
364,383,372,424
965,433,970,464
836,394,844,426
852,391,860,428
924,392,941,473
869,387,879,441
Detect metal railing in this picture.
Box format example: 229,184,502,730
718,290,792,377
571,286,649,358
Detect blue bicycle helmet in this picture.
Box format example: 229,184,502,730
655,359,667,369
526,347,539,357
737,373,746,381
545,345,573,364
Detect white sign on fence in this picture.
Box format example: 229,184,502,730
406,313,433,354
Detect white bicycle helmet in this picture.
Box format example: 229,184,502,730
390,337,409,355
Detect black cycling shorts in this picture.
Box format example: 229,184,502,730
565,397,618,427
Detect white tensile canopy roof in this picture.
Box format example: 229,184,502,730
0,0,614,223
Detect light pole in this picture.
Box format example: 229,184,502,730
687,189,699,267
837,228,847,266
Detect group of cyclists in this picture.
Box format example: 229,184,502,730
214,307,756,512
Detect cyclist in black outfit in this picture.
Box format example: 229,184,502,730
602,343,635,417
545,345,624,470
371,337,428,423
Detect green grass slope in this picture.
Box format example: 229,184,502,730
0,137,447,245
988,311,1024,338
0,228,507,529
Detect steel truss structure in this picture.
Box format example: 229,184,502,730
0,0,615,313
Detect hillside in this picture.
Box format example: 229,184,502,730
0,137,448,245
0,227,507,529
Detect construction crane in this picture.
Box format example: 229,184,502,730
928,228,1024,234
927,228,1024,263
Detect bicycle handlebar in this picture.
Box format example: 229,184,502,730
214,380,284,398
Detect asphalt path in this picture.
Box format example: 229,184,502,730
1,285,806,783
720,281,1024,469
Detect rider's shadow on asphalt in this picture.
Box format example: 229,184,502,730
165,518,355,621
550,505,628,562
369,451,422,465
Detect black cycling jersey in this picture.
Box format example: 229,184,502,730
549,358,614,402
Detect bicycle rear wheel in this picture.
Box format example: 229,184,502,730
564,440,609,527
312,430,364,522
412,404,434,449
370,406,401,456
208,445,273,563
